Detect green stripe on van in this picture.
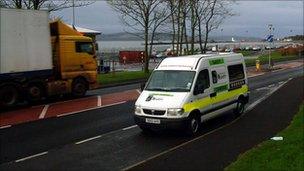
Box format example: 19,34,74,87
214,84,228,93
209,58,224,65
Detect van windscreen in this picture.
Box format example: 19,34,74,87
145,70,196,92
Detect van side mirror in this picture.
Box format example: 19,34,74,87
140,82,146,91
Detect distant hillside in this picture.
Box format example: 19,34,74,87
97,32,262,42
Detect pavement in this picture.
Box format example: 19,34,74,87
0,61,303,170
129,76,303,171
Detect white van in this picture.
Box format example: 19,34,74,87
134,53,249,135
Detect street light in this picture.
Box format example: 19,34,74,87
267,24,275,69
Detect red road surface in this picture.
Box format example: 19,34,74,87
0,90,140,128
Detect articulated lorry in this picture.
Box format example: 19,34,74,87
0,8,98,107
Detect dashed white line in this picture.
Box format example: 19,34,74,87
0,125,11,129
75,135,102,145
39,105,49,119
122,125,137,131
255,87,269,91
97,95,102,107
56,101,127,117
15,152,48,163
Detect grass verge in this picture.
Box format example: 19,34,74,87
98,70,151,85
245,51,302,66
225,103,304,171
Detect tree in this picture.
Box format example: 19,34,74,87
108,0,169,73
0,0,94,11
195,0,234,53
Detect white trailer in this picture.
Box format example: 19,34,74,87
0,8,52,74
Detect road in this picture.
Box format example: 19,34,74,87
0,66,303,170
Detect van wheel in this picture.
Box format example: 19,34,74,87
186,115,200,136
234,100,245,116
0,85,19,107
27,84,44,103
72,79,88,97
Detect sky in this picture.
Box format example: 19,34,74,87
51,0,304,38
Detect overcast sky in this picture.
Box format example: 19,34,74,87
51,0,303,38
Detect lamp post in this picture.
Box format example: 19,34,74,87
268,24,274,69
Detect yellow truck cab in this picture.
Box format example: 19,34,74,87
134,53,249,135
49,21,98,97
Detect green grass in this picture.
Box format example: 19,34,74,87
225,104,304,171
245,51,302,66
236,50,256,57
98,71,151,85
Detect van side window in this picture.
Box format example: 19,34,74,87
194,69,210,94
228,64,245,81
76,42,94,55
211,71,218,84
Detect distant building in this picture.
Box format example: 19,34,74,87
68,25,101,42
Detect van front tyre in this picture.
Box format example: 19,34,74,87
186,115,200,136
0,85,19,107
72,79,88,97
234,101,245,116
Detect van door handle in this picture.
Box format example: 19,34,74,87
210,92,217,97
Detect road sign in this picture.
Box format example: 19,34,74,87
266,35,274,42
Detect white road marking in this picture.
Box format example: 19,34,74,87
255,87,269,91
75,135,102,145
271,68,284,73
136,89,141,94
0,125,11,129
39,105,49,119
246,80,288,112
278,81,285,85
15,152,48,163
122,79,292,171
248,73,264,78
56,101,127,117
268,84,275,88
122,125,137,131
97,95,102,107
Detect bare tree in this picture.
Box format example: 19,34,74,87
108,0,169,73
0,0,94,11
195,0,234,54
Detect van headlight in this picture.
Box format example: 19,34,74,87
135,105,141,114
167,108,184,116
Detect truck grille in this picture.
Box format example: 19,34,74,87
143,109,166,115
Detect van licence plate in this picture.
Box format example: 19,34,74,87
145,118,161,124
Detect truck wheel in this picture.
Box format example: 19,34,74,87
0,85,19,107
186,115,200,136
234,100,245,116
27,84,44,103
72,79,87,97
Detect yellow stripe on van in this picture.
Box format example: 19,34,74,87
183,85,248,112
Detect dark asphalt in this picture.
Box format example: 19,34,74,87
131,76,304,171
0,66,303,170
